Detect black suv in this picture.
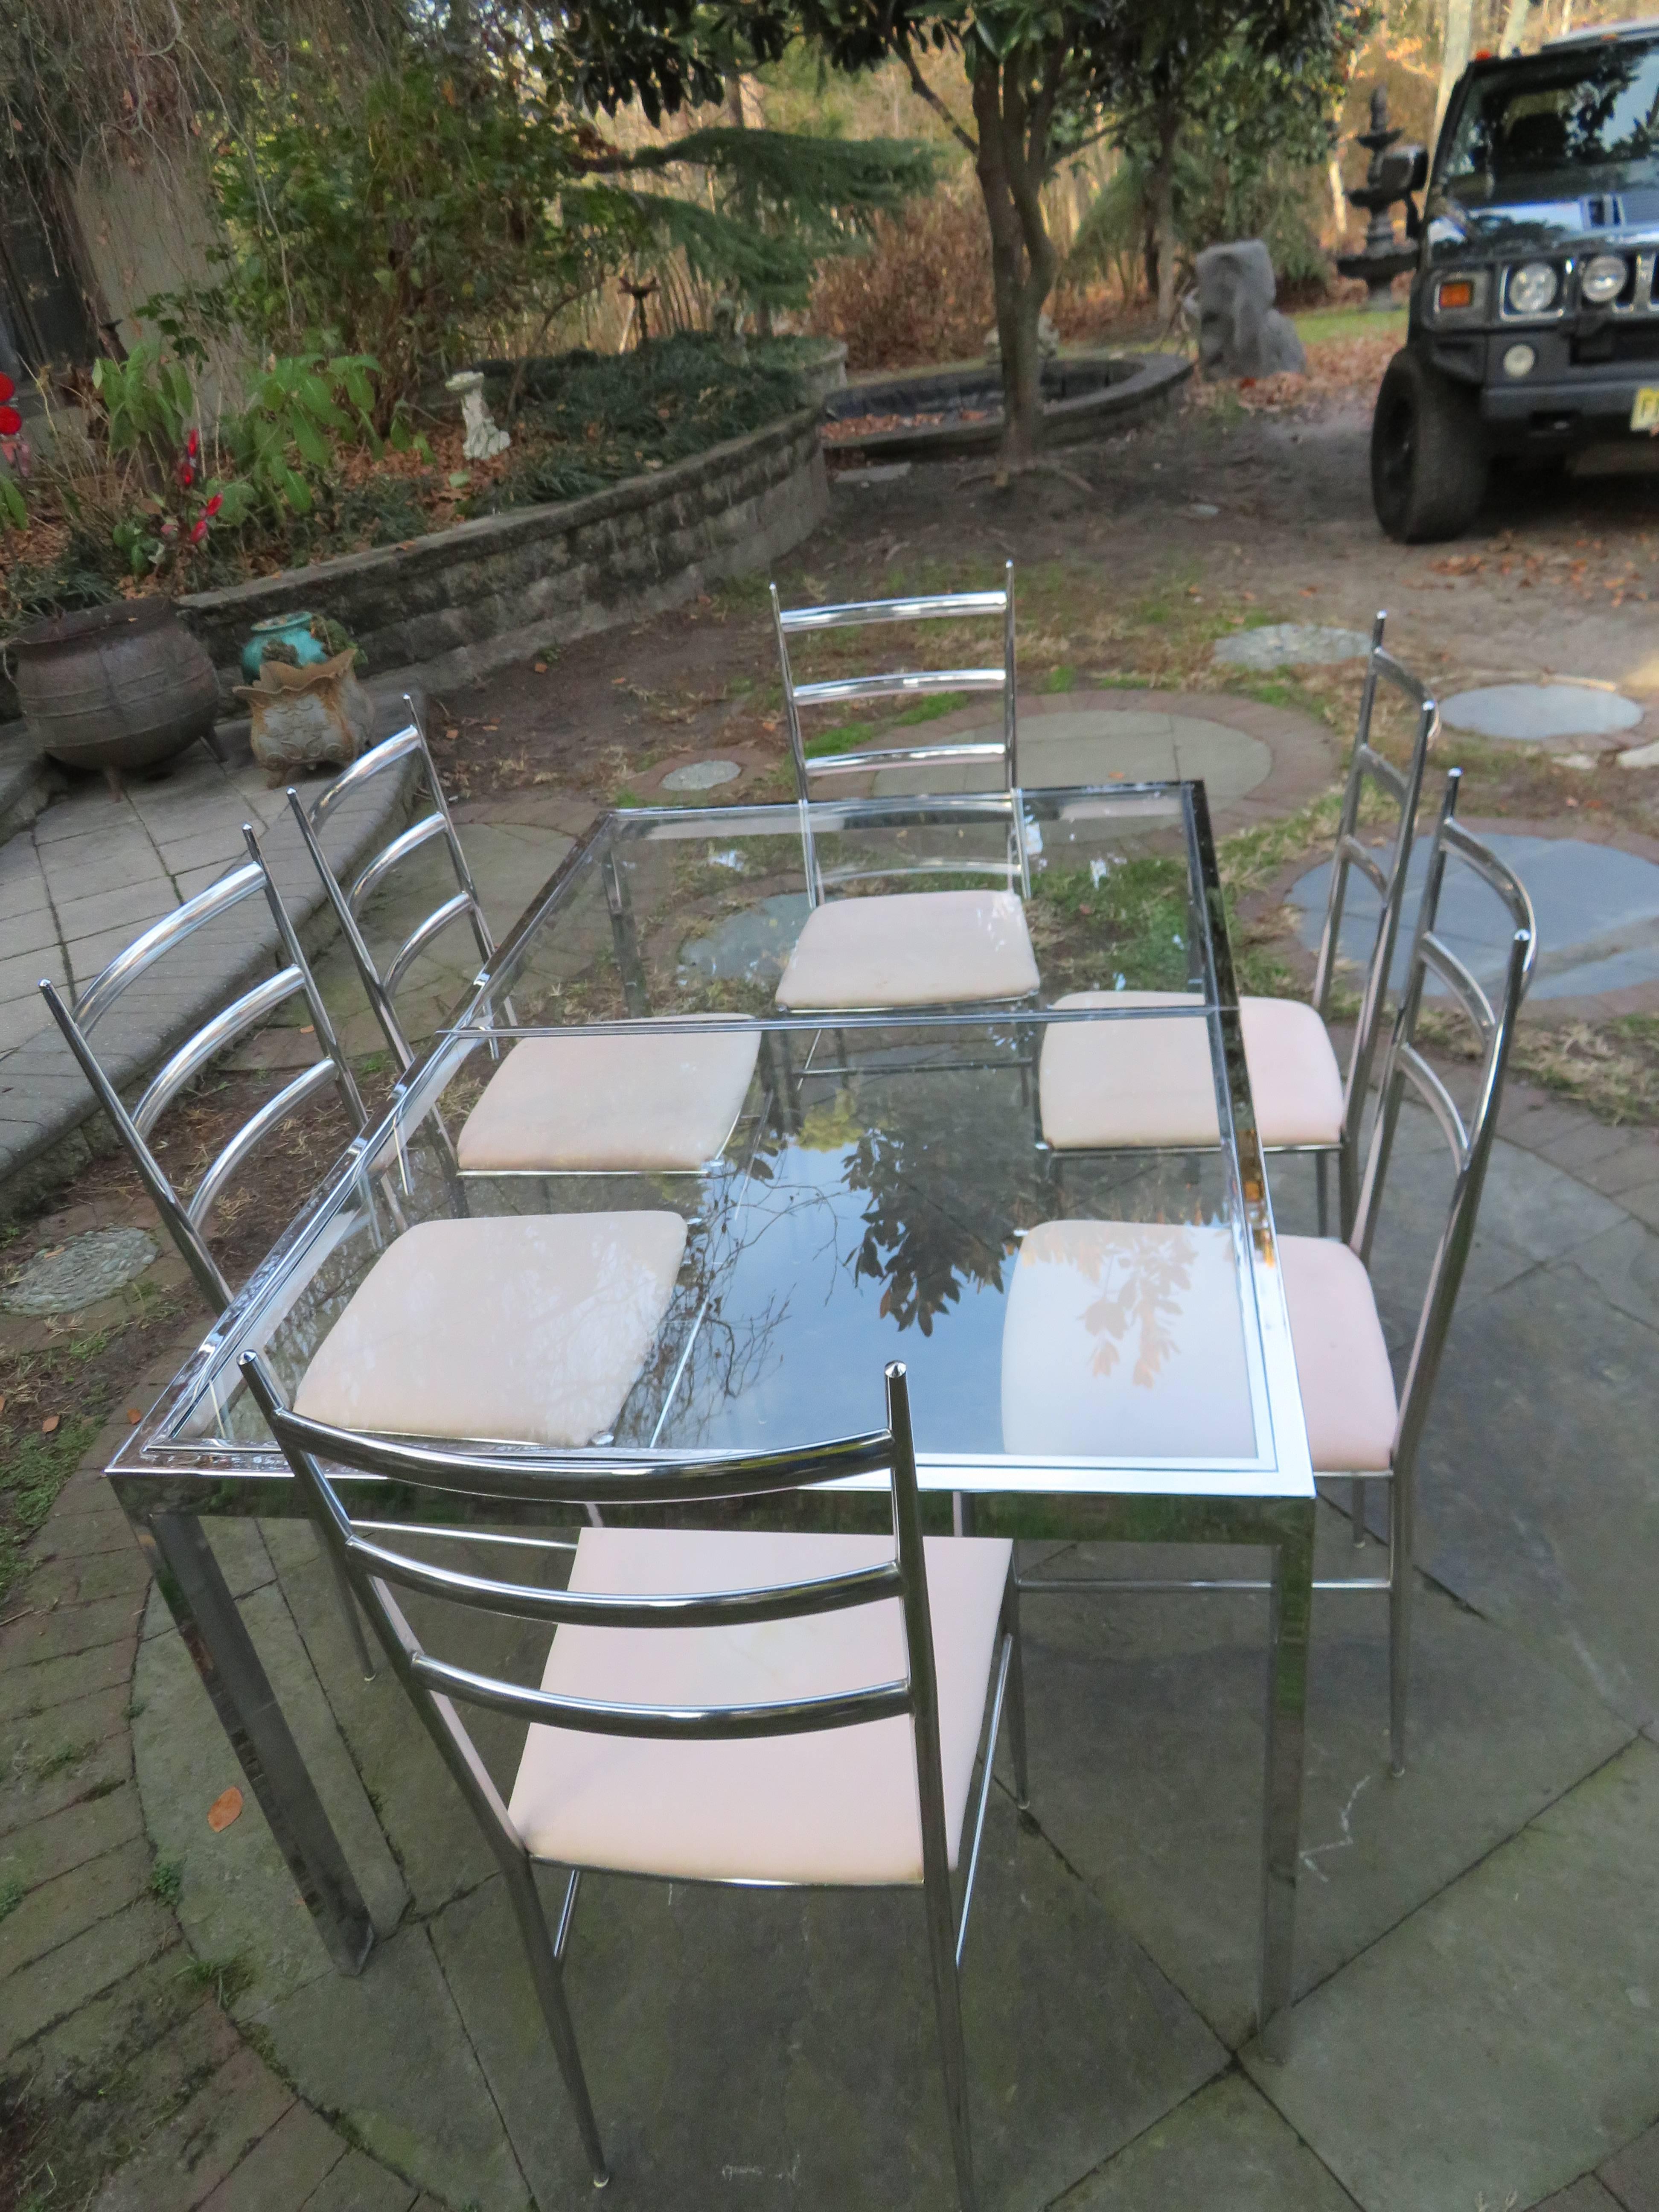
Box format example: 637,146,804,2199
1374,20,1659,539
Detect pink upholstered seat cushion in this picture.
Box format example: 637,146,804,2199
1001,1219,1257,1461
456,1023,760,1173
507,1528,1011,1886
294,1213,686,1447
775,890,1039,1010
1279,1236,1398,1473
1038,992,1345,1150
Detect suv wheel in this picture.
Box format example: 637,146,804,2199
1371,350,1489,542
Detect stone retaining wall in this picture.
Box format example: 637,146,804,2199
176,407,827,699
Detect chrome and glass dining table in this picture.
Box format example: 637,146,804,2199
103,781,1317,2051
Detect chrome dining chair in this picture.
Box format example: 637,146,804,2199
1038,613,1438,1237
769,566,1038,1013
287,707,497,1073
40,827,379,1677
40,824,367,1316
242,1351,1025,2211
1008,771,1536,1777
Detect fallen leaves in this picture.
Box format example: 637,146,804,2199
207,1785,243,1832
41,1414,59,1435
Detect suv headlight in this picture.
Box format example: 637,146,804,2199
1507,260,1560,315
1582,253,1628,304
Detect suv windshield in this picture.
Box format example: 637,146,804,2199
1441,36,1659,200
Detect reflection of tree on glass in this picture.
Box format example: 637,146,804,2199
1019,1222,1197,1386
841,1122,1016,1337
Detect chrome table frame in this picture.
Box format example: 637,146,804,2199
103,782,1317,2050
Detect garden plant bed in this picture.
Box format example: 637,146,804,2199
821,349,1192,461
0,338,820,713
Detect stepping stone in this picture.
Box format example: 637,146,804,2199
1212,623,1371,669
4,1227,159,1315
1289,831,1659,1001
660,760,742,792
1441,683,1642,743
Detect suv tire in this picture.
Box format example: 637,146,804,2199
1371,350,1489,542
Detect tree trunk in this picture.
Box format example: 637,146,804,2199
970,53,1060,470
1499,0,1534,52
1150,107,1179,331
1434,0,1477,144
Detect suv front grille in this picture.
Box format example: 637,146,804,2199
1572,324,1659,364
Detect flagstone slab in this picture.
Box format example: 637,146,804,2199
1415,1255,1659,1731
1289,832,1659,1002
1056,2074,1360,2210
1242,1741,1659,2212
431,1789,1225,2212
1007,1510,1631,2051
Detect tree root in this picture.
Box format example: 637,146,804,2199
962,457,1096,499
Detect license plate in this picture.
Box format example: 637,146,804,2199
1633,387,1659,432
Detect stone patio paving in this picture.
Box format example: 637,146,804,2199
6,676,1659,2208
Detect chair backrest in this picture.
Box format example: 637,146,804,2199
241,1351,957,1891
41,827,367,1314
1350,769,1537,1476
770,565,1027,905
1311,612,1438,1191
289,706,496,1070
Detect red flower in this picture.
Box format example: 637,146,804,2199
202,492,222,518
189,515,209,543
0,373,21,439
186,427,199,458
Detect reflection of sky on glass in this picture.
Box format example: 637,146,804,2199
652,1136,1013,1456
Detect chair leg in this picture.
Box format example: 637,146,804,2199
1388,1457,1412,1779
1315,1151,1330,1237
1002,1577,1030,1810
921,1870,978,2212
503,1856,609,2188
1350,1477,1368,1549
319,1542,378,1682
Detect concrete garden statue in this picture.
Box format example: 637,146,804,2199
1194,241,1307,381
445,370,510,461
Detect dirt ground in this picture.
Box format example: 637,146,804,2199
13,340,1659,1588
424,354,1659,835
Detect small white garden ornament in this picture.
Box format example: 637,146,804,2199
445,370,510,461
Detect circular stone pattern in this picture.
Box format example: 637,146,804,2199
1289,832,1659,1001
660,759,742,792
1441,684,1643,744
1212,623,1372,670
3,1227,160,1316
869,710,1272,802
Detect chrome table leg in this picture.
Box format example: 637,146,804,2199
137,1511,375,1977
1257,1496,1314,2059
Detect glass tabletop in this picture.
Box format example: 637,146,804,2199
119,783,1314,1504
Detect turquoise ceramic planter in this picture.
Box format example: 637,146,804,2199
241,612,327,683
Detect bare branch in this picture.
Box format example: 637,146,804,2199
901,39,977,156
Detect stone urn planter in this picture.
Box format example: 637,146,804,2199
9,597,220,793
234,649,375,786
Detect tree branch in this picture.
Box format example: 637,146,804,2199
901,39,977,156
